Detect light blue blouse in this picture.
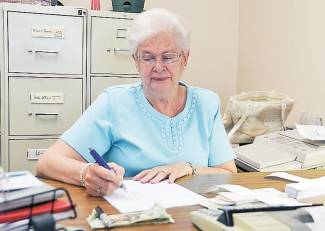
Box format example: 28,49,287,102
60,82,234,177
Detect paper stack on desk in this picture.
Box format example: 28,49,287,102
204,184,306,207
285,176,325,203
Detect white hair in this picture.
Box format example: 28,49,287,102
128,8,191,54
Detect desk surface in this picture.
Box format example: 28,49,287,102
46,170,325,231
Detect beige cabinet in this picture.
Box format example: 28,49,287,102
9,77,83,136
87,11,140,106
89,11,137,75
9,139,56,174
7,11,84,75
0,4,87,172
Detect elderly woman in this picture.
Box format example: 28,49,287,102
36,8,236,196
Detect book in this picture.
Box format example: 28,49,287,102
0,199,74,223
0,184,64,212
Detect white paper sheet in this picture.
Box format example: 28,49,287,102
205,184,252,194
218,187,305,206
296,125,325,141
104,180,207,212
0,171,43,191
218,191,257,204
266,172,309,183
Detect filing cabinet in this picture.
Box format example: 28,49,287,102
0,5,139,172
87,10,140,105
0,4,87,172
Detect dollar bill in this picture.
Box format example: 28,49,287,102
87,203,174,229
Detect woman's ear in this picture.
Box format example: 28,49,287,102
183,50,190,68
132,54,140,71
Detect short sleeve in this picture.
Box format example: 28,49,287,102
60,90,115,162
208,98,235,166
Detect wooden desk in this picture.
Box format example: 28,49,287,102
46,170,325,231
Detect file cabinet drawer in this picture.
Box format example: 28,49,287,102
9,77,83,136
90,15,137,75
91,76,139,103
7,11,84,74
9,139,56,174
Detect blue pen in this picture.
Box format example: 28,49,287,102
88,147,127,192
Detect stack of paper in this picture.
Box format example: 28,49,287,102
204,183,305,207
285,176,325,203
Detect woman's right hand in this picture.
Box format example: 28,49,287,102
84,163,125,196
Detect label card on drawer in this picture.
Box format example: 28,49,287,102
116,28,128,38
27,149,47,160
31,27,65,39
30,92,64,104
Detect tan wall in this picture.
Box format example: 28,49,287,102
61,0,239,111
238,0,325,124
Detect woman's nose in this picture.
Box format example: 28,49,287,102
153,59,166,72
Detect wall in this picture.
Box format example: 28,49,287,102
61,0,239,112
238,0,325,124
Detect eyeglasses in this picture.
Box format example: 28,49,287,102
137,51,183,66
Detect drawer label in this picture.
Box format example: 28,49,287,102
116,28,128,38
27,149,47,160
30,92,64,104
31,27,65,39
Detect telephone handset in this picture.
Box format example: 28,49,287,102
234,129,325,172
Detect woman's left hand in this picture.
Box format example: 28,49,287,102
133,162,192,183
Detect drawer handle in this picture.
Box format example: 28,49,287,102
114,48,130,54
28,50,59,54
31,112,59,116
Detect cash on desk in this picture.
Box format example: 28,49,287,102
87,204,174,229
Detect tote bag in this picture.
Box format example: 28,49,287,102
223,91,294,144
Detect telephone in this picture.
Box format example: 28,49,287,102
191,208,235,231
234,129,325,172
